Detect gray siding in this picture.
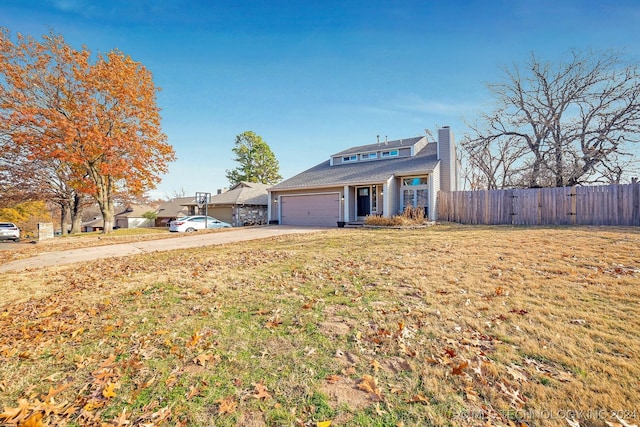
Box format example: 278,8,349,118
430,162,441,220
387,176,400,216
438,127,457,192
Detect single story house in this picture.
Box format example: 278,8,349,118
115,205,157,229
267,126,458,226
81,217,103,232
155,197,194,227
183,181,269,227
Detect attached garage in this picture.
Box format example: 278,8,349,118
208,207,233,225
280,193,340,227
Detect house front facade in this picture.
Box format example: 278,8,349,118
181,182,270,227
115,205,157,229
267,127,458,227
155,197,194,227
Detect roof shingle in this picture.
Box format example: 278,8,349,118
271,140,439,190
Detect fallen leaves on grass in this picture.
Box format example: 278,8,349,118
252,381,272,400
357,375,382,400
193,352,215,366
451,361,469,376
2,226,639,425
187,329,203,347
407,394,429,404
216,396,237,415
325,375,341,384
102,381,119,398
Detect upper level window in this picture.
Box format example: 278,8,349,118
343,155,357,162
381,150,399,157
361,152,377,160
402,177,429,186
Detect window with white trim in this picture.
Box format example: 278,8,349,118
400,175,429,217
342,155,357,162
361,152,377,160
381,149,399,158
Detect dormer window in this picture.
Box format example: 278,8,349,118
381,149,399,158
361,152,377,160
343,155,357,162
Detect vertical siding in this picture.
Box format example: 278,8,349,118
437,183,640,226
430,163,441,221
438,127,455,192
347,186,356,221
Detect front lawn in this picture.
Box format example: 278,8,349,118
1,225,639,426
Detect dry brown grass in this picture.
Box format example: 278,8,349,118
364,206,430,227
0,227,228,263
1,224,639,426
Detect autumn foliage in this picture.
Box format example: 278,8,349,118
0,28,175,232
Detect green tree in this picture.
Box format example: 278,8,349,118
225,131,282,186
142,210,158,227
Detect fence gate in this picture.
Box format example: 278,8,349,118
437,183,640,226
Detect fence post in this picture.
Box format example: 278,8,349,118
569,186,577,225
509,190,516,225
633,180,640,226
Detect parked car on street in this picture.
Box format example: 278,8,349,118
169,216,231,232
0,222,20,242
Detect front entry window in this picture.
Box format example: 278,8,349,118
401,175,429,217
403,190,415,210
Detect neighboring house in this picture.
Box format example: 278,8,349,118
183,182,269,227
155,197,194,227
267,126,458,226
81,217,103,232
115,205,158,229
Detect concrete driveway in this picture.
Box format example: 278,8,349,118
0,226,326,273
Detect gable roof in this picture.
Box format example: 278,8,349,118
270,139,439,190
115,204,156,218
81,217,103,228
156,197,194,218
332,136,425,157
209,181,269,205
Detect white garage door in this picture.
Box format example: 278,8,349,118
281,193,340,227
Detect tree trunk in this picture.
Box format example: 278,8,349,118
69,194,83,234
59,202,70,236
100,203,115,233
93,176,115,233
529,155,542,188
555,147,565,187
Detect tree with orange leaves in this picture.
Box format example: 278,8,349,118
0,28,175,233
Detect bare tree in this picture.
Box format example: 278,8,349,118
461,123,530,189
462,50,640,188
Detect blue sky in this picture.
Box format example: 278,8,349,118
2,0,639,198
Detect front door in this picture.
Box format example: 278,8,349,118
357,187,370,219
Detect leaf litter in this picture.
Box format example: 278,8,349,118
1,225,640,426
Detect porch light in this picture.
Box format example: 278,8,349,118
273,198,278,203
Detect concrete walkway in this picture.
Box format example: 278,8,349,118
0,226,326,273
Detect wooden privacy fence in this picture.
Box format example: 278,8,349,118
437,183,640,226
